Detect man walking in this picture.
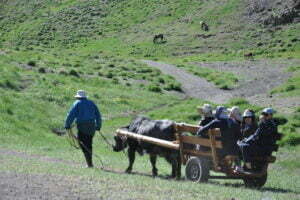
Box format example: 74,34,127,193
65,90,102,168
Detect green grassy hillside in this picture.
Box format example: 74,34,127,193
0,0,299,199
1,0,299,60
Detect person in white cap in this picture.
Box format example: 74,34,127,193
241,109,258,138
65,90,102,168
197,104,214,127
237,108,278,172
229,106,242,124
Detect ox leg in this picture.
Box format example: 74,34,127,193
176,155,181,179
150,154,158,177
126,147,135,173
169,154,181,179
165,155,177,178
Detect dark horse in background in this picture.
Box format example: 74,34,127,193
113,116,181,179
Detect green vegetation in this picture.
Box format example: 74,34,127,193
1,0,299,60
271,65,300,97
177,63,239,89
0,0,299,199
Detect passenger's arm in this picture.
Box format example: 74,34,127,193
197,120,218,137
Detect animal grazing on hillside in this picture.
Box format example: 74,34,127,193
153,34,164,44
113,116,181,179
200,21,209,31
244,52,254,59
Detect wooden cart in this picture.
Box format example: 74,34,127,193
116,123,281,188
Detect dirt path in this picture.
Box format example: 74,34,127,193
143,59,300,113
142,60,233,104
196,59,300,113
0,172,103,200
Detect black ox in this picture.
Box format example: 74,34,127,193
113,116,181,179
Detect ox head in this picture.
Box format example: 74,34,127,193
113,135,128,152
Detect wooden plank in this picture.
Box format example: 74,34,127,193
180,135,222,148
116,129,180,150
182,149,211,157
175,123,221,137
178,135,186,165
175,123,200,134
209,129,219,170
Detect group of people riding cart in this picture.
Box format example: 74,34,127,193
196,104,278,173
64,90,280,187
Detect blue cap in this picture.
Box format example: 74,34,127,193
215,106,228,119
261,108,275,115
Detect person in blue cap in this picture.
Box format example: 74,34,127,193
237,108,278,171
197,106,240,157
65,90,102,168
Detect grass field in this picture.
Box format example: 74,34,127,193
0,0,299,199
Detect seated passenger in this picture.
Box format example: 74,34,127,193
241,109,258,139
237,108,278,171
229,106,242,125
197,106,239,156
198,104,214,132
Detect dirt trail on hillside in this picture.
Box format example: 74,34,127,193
142,60,233,104
196,59,300,113
143,59,300,113
0,172,103,200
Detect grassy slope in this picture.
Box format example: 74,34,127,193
1,0,299,88
0,0,299,199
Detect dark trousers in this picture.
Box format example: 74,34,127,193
240,143,272,162
77,122,96,167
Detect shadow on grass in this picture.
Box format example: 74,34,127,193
208,181,300,194
101,167,184,181
100,167,299,194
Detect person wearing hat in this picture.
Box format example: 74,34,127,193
237,108,278,171
197,106,239,157
229,106,242,125
197,104,214,128
65,90,102,168
241,109,258,139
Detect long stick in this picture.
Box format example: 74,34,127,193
116,129,179,150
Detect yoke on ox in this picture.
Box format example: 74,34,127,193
114,117,281,188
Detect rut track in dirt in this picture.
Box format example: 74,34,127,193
143,59,300,113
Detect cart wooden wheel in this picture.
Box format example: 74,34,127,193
185,157,209,182
243,173,267,188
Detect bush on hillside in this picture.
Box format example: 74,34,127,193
147,84,161,92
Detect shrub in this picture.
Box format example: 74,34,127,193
69,69,80,77
38,67,46,73
147,84,161,92
158,77,165,84
274,115,288,125
27,60,36,67
164,82,182,91
285,84,295,91
220,84,230,90
105,72,113,78
279,133,300,146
